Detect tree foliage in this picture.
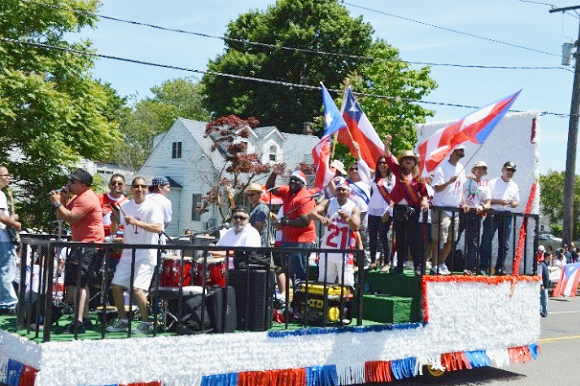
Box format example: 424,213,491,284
202,0,374,133
539,170,580,239
109,78,210,171
197,115,270,221
0,0,123,229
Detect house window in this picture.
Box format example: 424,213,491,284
192,193,202,221
172,142,182,159
269,145,277,162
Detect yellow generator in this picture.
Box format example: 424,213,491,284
291,282,354,326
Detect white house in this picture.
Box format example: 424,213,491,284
138,118,320,237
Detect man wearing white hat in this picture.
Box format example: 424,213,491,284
461,161,491,275
310,177,361,286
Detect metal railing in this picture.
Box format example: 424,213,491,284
14,235,366,341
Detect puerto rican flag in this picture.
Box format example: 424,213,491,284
339,87,384,169
417,90,521,175
552,263,580,297
312,83,347,189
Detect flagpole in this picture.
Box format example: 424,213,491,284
457,144,485,175
330,132,338,159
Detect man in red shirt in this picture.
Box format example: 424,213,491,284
266,165,316,282
98,174,129,239
50,168,104,333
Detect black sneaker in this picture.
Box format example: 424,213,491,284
82,318,94,329
65,320,86,334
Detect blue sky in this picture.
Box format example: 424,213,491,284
79,0,580,174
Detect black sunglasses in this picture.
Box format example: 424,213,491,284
132,184,148,189
232,215,249,221
110,181,124,186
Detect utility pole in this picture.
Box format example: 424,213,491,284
550,5,580,245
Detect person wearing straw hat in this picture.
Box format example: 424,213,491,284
461,161,491,275
430,145,467,275
383,135,429,275
244,182,271,248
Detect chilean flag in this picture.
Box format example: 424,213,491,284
312,83,347,189
552,263,580,297
418,90,521,175
339,87,384,169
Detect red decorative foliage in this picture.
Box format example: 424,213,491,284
365,361,392,383
441,352,471,372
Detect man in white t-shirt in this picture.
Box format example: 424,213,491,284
430,146,466,275
213,207,262,269
148,175,172,228
106,177,164,334
480,162,520,275
0,165,21,311
461,161,491,275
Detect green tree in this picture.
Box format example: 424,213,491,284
110,78,210,171
202,0,374,134
539,170,580,239
0,0,123,229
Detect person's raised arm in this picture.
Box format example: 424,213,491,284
384,134,393,158
266,162,286,194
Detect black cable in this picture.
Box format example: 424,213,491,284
1,36,573,118
20,0,570,72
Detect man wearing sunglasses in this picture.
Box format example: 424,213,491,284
98,174,128,240
49,168,104,333
106,177,163,334
213,207,262,269
266,164,316,282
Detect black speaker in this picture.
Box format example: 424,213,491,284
229,268,274,331
168,294,212,334
207,286,237,333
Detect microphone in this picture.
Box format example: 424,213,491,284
47,186,68,197
267,186,279,192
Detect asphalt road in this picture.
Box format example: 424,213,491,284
358,296,580,386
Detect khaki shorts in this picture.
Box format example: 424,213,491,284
431,211,459,246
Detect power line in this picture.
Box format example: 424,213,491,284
20,0,570,73
2,36,571,118
342,1,560,57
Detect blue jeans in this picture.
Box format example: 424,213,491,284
0,241,18,309
540,288,548,316
282,242,313,282
480,213,513,272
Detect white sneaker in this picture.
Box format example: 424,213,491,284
136,321,153,334
438,264,451,275
106,318,129,332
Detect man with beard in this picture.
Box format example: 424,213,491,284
266,165,316,282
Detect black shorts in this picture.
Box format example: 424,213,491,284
64,247,101,288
